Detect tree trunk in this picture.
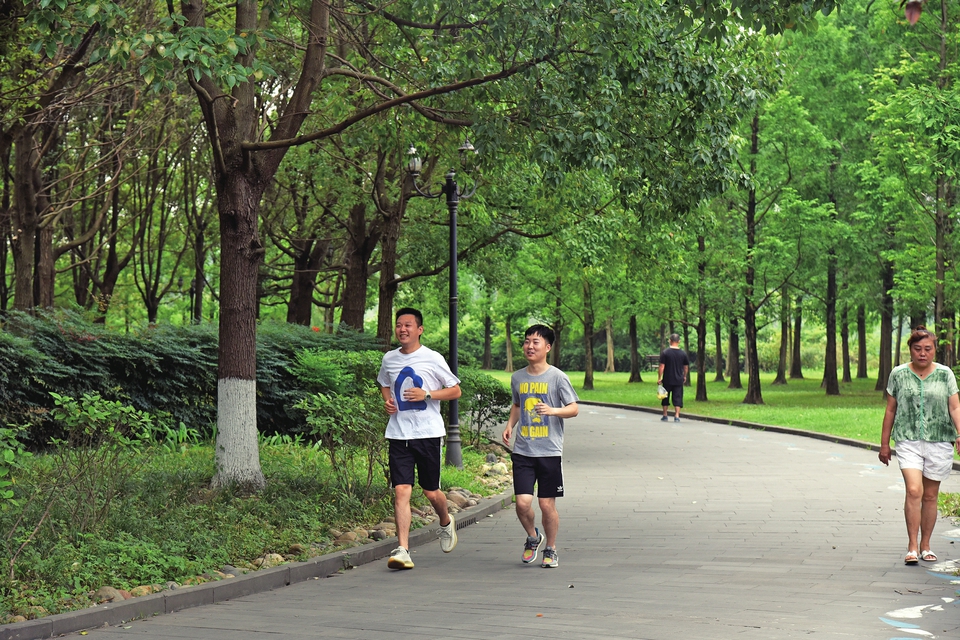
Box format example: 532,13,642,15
582,279,595,391
374,155,407,346
822,234,839,395
895,312,904,368
604,318,615,373
856,304,868,379
11,129,40,310
287,237,330,326
628,314,642,383
184,151,211,325
504,317,514,373
772,290,789,385
285,185,331,327
934,2,955,367
213,172,266,491
551,324,562,367
742,112,763,405
876,259,895,392
789,295,804,379
93,184,133,323
727,316,742,390
695,236,708,401
714,314,725,382
910,310,927,334
482,315,493,369
841,305,852,383
339,201,378,331
552,277,563,367
0,137,10,310
8,25,99,311
943,311,956,368
935,177,949,363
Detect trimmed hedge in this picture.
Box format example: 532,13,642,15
0,311,381,445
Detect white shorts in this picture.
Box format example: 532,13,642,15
895,440,955,482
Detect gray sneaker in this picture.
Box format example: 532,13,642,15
522,528,544,564
438,515,457,553
387,546,414,570
541,546,559,568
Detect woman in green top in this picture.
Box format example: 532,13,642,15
879,326,960,565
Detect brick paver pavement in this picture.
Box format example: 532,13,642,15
68,404,960,639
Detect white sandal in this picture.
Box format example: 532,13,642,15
904,550,919,564
920,550,937,562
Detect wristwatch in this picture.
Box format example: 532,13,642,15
424,390,432,401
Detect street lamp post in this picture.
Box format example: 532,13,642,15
406,142,477,469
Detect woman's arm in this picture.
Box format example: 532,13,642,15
878,394,897,466
947,393,960,454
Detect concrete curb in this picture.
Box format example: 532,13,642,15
581,400,960,471
0,491,514,640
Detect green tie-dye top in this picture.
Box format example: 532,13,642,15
886,363,959,443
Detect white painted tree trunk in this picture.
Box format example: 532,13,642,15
212,378,266,490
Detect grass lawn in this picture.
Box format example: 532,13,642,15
485,369,887,444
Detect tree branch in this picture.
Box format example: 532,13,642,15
243,54,557,152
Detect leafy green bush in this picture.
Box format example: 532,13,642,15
295,390,387,498
0,427,32,506
291,349,384,395
4,393,157,584
458,368,512,447
0,311,382,445
292,349,388,498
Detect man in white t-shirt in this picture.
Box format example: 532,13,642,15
377,307,462,570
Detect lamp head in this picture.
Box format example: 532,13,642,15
406,145,422,176
458,136,478,171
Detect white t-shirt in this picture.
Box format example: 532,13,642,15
377,345,460,439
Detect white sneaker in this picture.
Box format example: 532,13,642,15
387,546,414,570
438,515,458,553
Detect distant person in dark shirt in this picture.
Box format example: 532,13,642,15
658,333,690,422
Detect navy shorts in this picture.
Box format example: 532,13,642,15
511,452,564,498
661,383,684,408
388,438,442,491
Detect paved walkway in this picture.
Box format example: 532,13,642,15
73,405,960,639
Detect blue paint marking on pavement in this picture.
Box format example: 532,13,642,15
879,617,920,629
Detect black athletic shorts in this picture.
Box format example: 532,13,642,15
511,452,564,498
660,383,684,408
388,437,442,491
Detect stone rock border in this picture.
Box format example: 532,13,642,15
0,491,514,640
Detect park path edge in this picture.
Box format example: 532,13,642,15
0,491,514,640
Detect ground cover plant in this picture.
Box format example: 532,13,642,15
0,433,500,622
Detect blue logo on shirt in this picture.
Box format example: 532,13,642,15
395,366,427,411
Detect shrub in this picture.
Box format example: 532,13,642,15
5,393,155,582
292,349,389,498
0,426,32,507
295,390,387,499
0,311,383,444
458,368,512,447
